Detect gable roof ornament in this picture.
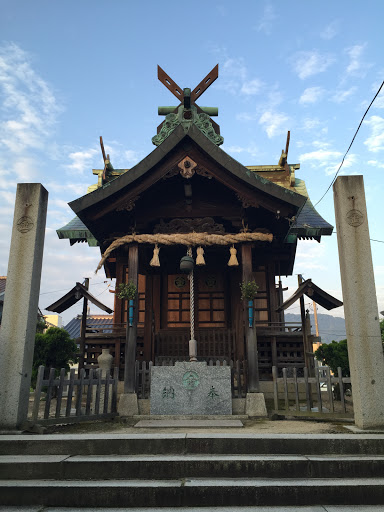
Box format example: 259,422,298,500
152,65,224,147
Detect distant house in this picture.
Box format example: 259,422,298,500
64,314,114,340
44,314,63,329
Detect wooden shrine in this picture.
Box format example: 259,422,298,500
57,65,339,394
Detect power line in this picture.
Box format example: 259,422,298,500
314,80,384,207
39,281,108,296
333,231,384,244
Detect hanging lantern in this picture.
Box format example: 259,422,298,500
228,245,239,266
180,255,194,273
196,246,205,266
150,244,160,267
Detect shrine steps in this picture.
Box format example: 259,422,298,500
1,434,384,508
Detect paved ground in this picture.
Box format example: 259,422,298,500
43,417,351,436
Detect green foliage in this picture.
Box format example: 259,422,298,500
240,280,259,301
380,319,384,344
31,327,78,388
315,339,350,376
117,282,137,300
36,317,47,334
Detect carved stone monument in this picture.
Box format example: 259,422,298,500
333,175,384,429
0,184,48,429
150,362,232,415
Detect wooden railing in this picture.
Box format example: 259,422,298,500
29,366,119,425
272,365,353,419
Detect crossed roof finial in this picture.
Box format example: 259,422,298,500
157,64,219,109
153,65,223,146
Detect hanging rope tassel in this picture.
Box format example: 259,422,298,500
196,246,205,266
228,245,239,266
150,244,160,266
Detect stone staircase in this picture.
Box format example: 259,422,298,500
1,433,384,508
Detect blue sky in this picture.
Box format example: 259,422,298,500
0,0,383,325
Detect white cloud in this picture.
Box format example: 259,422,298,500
324,154,357,176
222,57,247,82
124,149,142,164
312,140,331,150
299,87,325,105
331,86,357,103
236,112,258,122
0,43,62,154
299,149,342,163
241,79,263,96
364,115,384,152
65,148,99,175
302,118,321,131
371,82,384,109
367,160,384,169
225,143,259,158
345,44,367,75
295,240,327,271
291,50,335,79
255,2,277,35
320,21,339,40
259,111,290,138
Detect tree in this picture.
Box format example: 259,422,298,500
314,339,350,376
32,327,78,388
381,319,384,344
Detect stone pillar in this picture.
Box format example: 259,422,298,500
0,184,48,429
94,348,113,412
333,175,384,429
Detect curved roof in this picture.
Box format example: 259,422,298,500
69,123,306,224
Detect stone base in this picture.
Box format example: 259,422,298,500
150,362,232,415
245,392,268,417
118,393,139,417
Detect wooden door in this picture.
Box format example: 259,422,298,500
166,271,226,328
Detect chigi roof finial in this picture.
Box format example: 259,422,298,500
152,65,224,147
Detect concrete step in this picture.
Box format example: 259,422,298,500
2,478,384,507
2,454,384,480
2,433,384,456
3,508,384,512
2,508,384,512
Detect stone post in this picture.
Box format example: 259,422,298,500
0,184,48,429
333,175,384,429
94,348,113,412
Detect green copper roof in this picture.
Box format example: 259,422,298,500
56,216,98,246
152,104,224,147
285,178,333,242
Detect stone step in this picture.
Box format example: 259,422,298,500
1,433,384,456
2,478,384,507
134,419,244,428
2,454,384,480
2,508,384,512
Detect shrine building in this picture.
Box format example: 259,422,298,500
57,65,338,395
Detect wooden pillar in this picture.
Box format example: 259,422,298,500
79,278,89,370
267,263,278,324
124,244,139,393
298,274,310,372
242,244,259,392
143,275,153,361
